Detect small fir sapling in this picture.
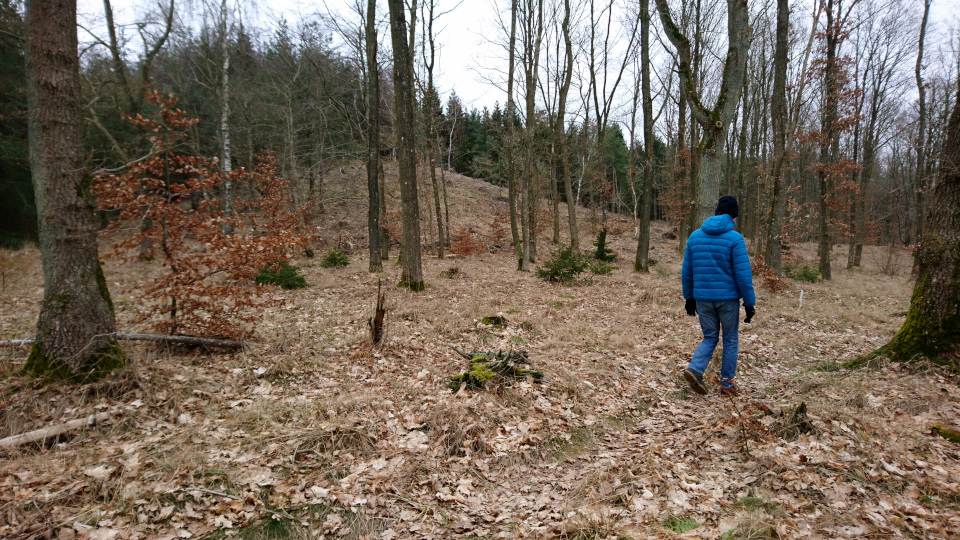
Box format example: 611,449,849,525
320,248,351,268
592,228,617,262
536,246,588,283
256,261,307,289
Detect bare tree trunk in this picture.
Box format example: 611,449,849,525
817,0,839,280
558,0,578,253
551,147,560,244
102,0,135,113
655,0,752,227
422,0,445,259
441,164,451,247
634,0,653,272
913,0,931,271
506,0,522,265
387,0,424,290
764,0,789,275
866,81,960,364
379,160,389,260
366,0,382,272
521,0,544,270
219,0,234,235
678,83,689,251
23,0,123,381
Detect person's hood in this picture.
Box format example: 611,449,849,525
700,214,735,235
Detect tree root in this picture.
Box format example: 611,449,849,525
0,333,250,350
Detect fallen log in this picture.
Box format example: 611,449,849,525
0,333,250,350
0,412,112,450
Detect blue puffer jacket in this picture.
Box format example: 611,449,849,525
681,215,756,306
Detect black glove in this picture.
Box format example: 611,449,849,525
744,305,755,323
685,299,697,316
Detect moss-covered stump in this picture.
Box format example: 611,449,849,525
478,315,507,328
931,424,960,444
22,341,126,384
449,349,544,392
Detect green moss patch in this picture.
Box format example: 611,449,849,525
449,349,544,392
932,424,960,444
22,341,126,384
479,315,507,328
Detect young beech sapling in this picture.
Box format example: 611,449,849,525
95,93,311,339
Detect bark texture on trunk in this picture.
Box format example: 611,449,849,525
423,1,444,259
656,0,751,227
914,0,931,269
506,0,522,265
387,0,424,290
864,82,960,365
219,0,234,235
366,0,382,272
817,0,841,281
634,0,653,272
558,0,578,253
763,0,789,275
521,0,543,271
23,0,123,381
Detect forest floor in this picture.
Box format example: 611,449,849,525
1,166,959,540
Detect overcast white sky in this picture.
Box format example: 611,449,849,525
76,0,959,125
77,0,504,110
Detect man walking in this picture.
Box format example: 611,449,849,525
681,196,756,395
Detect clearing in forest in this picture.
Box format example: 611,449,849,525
1,170,958,539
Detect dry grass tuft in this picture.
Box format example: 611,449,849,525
424,400,488,456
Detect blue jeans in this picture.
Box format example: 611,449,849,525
688,300,740,389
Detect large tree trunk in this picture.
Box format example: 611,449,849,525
763,0,788,275
23,0,123,381
634,0,653,272
366,0,382,272
866,82,960,364
387,0,424,291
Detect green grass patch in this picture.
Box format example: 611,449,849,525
811,362,841,372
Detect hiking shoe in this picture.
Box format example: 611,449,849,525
683,369,708,395
720,384,739,397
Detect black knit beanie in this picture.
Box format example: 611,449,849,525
715,195,739,219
